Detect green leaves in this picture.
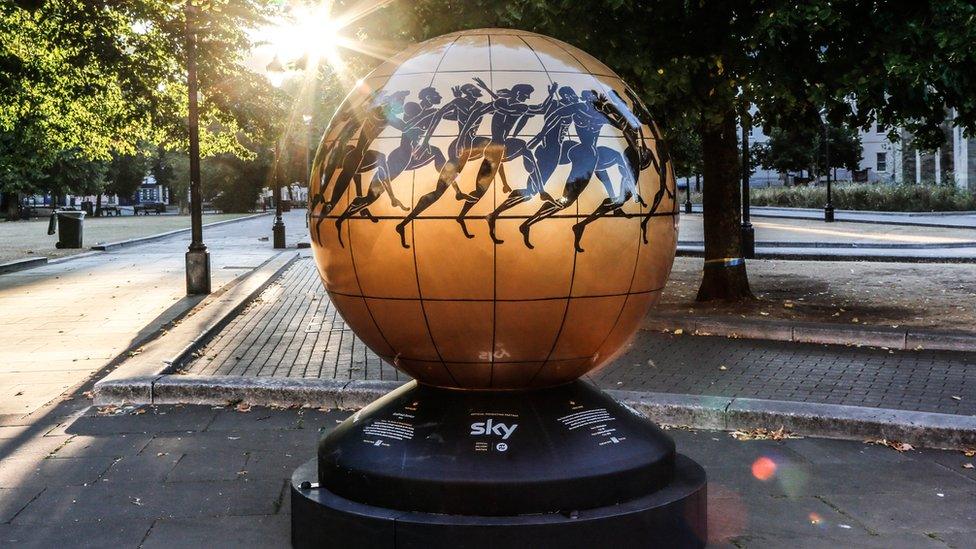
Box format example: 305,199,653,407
0,0,282,195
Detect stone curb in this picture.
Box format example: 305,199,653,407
676,245,976,263
0,257,47,274
90,212,272,251
93,251,300,400
683,204,976,229
678,239,976,250
93,374,976,449
642,314,976,353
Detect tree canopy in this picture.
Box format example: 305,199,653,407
756,125,862,177
0,0,285,198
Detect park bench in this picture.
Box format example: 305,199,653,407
133,202,167,215
99,204,121,216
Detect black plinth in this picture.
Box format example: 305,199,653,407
291,381,707,548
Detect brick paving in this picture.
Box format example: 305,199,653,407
1,400,973,548
185,257,976,416
188,257,401,382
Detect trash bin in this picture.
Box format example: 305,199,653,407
48,210,85,249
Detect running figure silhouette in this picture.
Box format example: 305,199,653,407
332,87,446,245
487,86,637,246
312,90,411,244
392,81,496,248
516,90,614,249
450,77,557,239
570,89,655,252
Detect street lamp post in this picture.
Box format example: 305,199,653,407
740,118,755,258
266,55,287,248
303,114,312,228
184,2,211,295
823,122,835,222
272,137,286,248
684,177,693,213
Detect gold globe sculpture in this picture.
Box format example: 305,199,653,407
309,28,677,390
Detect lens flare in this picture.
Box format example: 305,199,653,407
751,456,777,481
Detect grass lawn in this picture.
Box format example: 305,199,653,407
0,213,256,263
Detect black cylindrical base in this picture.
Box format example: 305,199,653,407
291,381,707,548
291,455,706,549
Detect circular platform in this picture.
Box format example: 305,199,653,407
292,381,707,548
292,454,706,549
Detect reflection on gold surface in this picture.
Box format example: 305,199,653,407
309,28,678,389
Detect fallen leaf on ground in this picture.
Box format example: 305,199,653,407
82,390,95,400
719,365,728,371
731,427,801,441
963,449,975,457
866,438,915,452
131,408,146,415
963,463,974,469
235,402,252,413
96,405,119,416
673,328,684,335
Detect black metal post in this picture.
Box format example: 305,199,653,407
824,122,834,222
305,116,312,228
273,137,286,248
740,119,755,258
683,176,693,214
184,2,210,295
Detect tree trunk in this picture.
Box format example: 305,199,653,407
95,193,103,217
696,110,754,301
2,192,19,221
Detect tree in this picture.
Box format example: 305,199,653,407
155,150,192,214
105,149,151,212
37,149,107,206
209,151,272,213
669,127,703,185
756,125,861,180
0,0,286,205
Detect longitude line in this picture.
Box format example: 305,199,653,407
488,35,496,387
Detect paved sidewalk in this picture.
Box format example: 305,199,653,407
0,401,972,548
0,213,256,263
0,210,308,416
686,204,976,229
184,258,976,417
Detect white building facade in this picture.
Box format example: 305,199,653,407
747,112,974,191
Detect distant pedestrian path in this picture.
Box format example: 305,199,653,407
0,210,306,415
0,213,252,263
689,204,976,229
183,258,976,417
678,212,976,261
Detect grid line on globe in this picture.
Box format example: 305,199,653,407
308,28,678,390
